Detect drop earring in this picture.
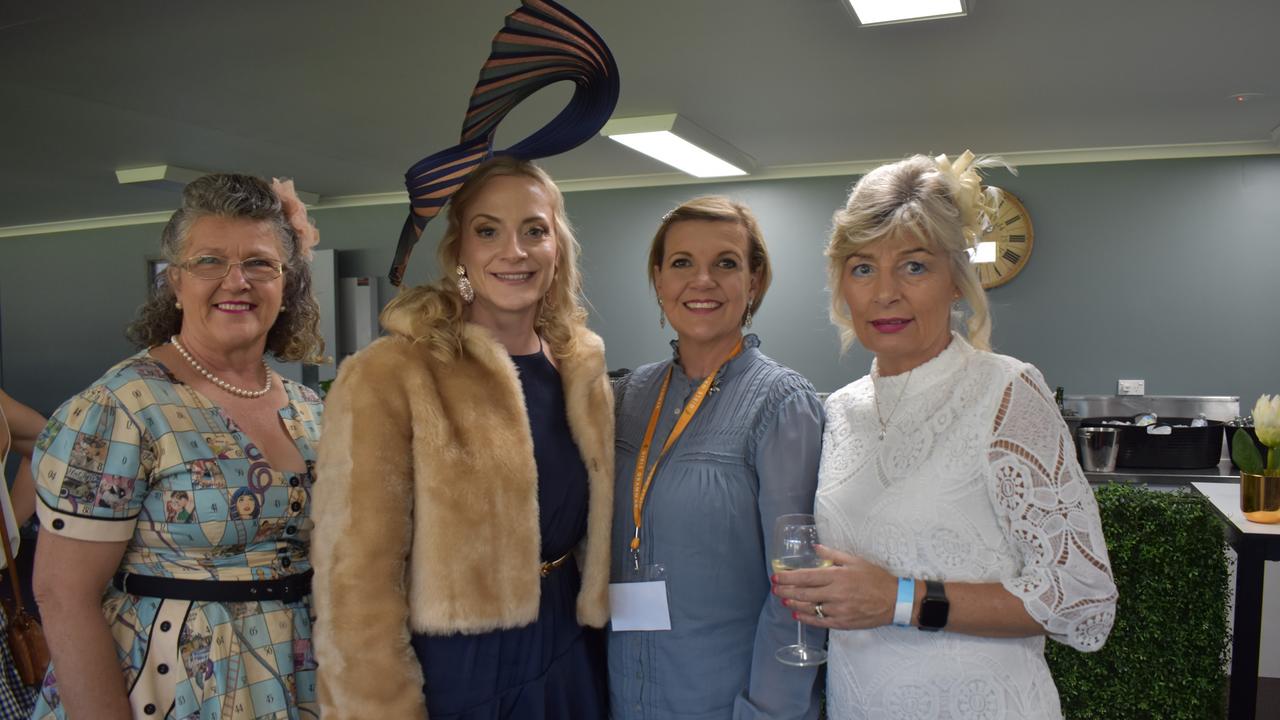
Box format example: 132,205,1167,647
456,264,475,304
658,298,666,329
743,296,754,328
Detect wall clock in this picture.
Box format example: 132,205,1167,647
975,187,1034,289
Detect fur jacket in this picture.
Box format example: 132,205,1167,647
311,295,614,720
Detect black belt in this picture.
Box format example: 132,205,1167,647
112,569,312,603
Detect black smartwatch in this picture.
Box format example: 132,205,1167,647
917,580,949,632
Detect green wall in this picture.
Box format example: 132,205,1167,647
2,154,1278,415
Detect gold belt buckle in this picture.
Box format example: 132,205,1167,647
540,551,572,577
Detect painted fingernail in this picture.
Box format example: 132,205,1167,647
792,612,799,620
771,574,778,584
781,598,790,607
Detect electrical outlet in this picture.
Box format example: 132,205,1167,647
1118,379,1145,396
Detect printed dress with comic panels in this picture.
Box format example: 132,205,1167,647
29,353,322,720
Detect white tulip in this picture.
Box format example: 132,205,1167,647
1253,394,1280,448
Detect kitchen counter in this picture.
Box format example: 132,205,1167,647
1084,458,1240,487
1064,394,1241,488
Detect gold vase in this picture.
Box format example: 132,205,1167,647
1240,472,1280,524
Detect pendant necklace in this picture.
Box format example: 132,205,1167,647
170,335,272,398
873,369,913,441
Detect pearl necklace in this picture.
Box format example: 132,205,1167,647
170,336,271,398
873,368,913,441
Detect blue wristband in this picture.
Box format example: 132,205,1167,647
894,577,916,627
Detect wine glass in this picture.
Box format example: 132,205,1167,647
772,513,829,666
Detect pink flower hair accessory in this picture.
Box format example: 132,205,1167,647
271,177,319,262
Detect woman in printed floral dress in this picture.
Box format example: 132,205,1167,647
30,173,324,720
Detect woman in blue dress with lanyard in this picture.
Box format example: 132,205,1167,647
609,196,825,720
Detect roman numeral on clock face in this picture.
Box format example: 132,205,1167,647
978,187,1033,289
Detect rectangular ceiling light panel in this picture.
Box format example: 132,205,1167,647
602,114,753,178
608,132,747,178
847,0,966,26
115,165,320,204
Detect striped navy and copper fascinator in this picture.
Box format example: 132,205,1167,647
389,0,620,285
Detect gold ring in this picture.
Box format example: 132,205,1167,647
814,603,826,619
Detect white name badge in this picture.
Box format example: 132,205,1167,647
609,581,672,631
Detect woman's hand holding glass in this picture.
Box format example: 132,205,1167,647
772,543,899,631
771,514,828,666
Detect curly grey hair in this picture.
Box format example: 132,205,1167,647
126,173,323,362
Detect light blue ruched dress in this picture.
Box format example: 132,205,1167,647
609,335,825,720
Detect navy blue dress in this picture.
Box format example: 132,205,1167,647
411,350,608,719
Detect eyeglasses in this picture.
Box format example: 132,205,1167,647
179,255,284,282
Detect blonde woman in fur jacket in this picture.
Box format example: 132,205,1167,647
312,157,613,720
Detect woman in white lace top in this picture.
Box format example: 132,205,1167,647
772,153,1117,719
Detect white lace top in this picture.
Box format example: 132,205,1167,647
816,334,1116,720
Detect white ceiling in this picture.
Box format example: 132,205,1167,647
3,0,1278,231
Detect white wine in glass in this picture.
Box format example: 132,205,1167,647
773,513,828,667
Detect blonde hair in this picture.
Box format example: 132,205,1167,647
381,156,587,361
825,152,1003,352
646,196,772,321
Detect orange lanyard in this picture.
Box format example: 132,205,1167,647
630,338,743,560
